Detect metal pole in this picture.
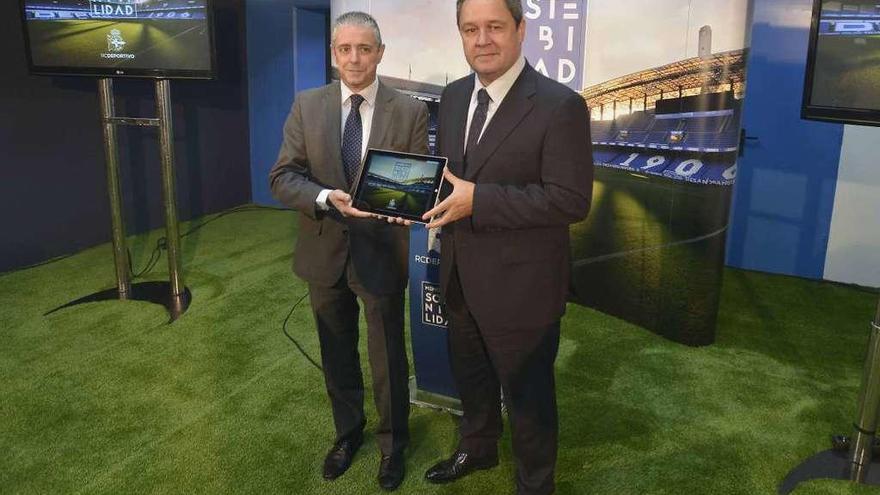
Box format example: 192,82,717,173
875,299,880,332
98,78,131,299
155,80,184,297
849,295,880,482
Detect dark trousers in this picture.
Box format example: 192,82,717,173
446,267,561,495
308,261,410,456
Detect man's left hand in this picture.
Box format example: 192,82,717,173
423,167,474,229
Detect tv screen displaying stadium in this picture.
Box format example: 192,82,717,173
803,0,880,125
21,0,216,79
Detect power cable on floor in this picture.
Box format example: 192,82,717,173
282,291,323,373
129,205,291,279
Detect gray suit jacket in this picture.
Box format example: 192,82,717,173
270,80,429,294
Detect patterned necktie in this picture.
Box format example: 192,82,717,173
466,88,491,159
342,94,365,188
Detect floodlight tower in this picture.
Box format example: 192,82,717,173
698,26,713,95
699,26,713,59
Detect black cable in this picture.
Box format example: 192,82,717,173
1,253,76,275
123,204,323,372
129,237,165,279
180,205,289,239
120,205,322,371
282,291,323,372
129,204,292,280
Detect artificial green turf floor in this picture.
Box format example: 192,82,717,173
2,206,880,494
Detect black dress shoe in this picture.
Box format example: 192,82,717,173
424,451,498,484
322,434,363,480
377,452,405,491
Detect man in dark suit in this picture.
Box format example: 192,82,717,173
421,1,593,493
269,11,428,492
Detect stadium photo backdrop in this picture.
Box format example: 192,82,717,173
574,0,749,345
22,0,214,78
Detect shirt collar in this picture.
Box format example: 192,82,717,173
341,76,380,108
472,55,526,106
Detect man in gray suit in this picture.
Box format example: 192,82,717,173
269,11,428,492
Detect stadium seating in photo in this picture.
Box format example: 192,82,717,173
685,132,740,150
595,131,739,153
592,148,622,164
822,2,880,17
592,146,736,186
616,130,648,144
819,2,880,36
26,0,208,20
644,131,670,145
613,111,653,131
686,115,728,133
819,19,880,36
591,121,616,142
29,0,202,6
591,107,740,154
650,117,682,132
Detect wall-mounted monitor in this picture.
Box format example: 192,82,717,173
21,0,216,79
802,0,880,125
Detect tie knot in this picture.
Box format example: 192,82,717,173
477,88,490,106
350,94,365,109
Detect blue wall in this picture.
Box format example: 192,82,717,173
726,0,844,279
247,1,329,206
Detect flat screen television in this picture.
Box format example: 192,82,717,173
803,0,880,125
21,0,216,79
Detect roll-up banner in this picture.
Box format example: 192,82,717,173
574,0,749,346
408,225,460,408
330,0,750,405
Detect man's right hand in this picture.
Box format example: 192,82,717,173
328,189,373,218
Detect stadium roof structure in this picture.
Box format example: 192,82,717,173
580,49,748,109
330,68,444,100
379,75,444,101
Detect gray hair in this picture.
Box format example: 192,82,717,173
456,0,523,26
332,11,383,46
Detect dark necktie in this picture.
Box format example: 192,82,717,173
465,88,491,159
342,94,365,188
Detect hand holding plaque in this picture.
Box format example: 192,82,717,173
351,149,448,225
327,189,374,218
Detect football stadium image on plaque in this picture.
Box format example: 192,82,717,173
803,0,880,124
21,0,216,79
352,149,446,223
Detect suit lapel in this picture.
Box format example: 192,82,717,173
323,81,348,188
448,75,475,177
465,66,537,180
368,81,394,150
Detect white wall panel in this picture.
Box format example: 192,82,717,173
824,125,880,287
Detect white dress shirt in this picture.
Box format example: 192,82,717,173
463,55,527,154
317,77,380,209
